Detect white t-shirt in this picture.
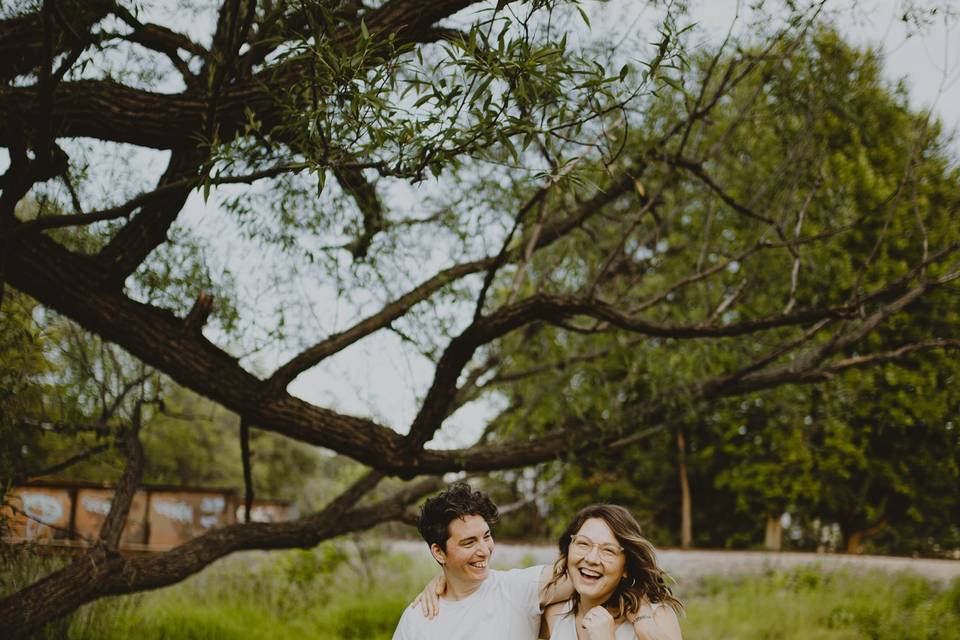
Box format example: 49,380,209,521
392,565,543,640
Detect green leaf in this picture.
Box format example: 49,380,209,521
577,6,591,28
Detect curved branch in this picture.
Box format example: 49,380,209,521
17,163,308,233
12,443,110,483
0,475,440,639
266,169,642,392
265,256,496,392
98,420,144,552
6,232,409,470
0,1,490,151
0,0,112,83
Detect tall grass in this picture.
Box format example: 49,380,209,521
4,543,959,639
68,542,436,640
682,566,960,639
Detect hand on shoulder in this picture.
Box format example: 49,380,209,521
410,573,446,619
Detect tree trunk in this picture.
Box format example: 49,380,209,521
764,513,783,551
677,428,692,549
843,520,887,554
845,530,863,554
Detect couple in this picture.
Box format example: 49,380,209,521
392,483,683,640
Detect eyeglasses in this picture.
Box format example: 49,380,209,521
569,534,623,562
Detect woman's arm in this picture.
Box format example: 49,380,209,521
538,565,574,608
541,601,565,638
631,603,682,640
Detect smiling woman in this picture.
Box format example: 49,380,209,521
543,505,683,640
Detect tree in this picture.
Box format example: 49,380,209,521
473,26,960,553
2,0,958,635
0,290,52,500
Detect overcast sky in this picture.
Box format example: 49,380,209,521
693,0,958,133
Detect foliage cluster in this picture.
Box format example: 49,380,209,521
485,29,960,557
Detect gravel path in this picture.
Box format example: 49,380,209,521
388,541,960,584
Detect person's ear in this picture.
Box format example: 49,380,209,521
430,543,447,565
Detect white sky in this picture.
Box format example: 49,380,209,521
692,0,959,132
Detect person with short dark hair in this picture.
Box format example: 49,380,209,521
392,482,573,640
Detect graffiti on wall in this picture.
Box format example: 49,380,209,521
235,502,298,523
199,495,225,529
0,488,72,541
81,495,112,516
73,489,148,545
153,498,193,524
21,492,65,539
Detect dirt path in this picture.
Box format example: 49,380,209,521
388,541,960,584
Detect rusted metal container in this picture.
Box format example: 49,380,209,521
147,489,236,550
74,488,149,545
234,499,298,523
2,482,294,552
1,486,73,541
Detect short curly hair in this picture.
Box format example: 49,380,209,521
417,482,499,551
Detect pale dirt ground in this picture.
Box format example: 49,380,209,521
387,540,960,584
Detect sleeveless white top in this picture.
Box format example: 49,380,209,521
548,601,662,640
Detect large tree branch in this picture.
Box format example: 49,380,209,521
405,254,960,450
8,206,958,477
406,321,959,475
6,232,410,469
95,149,202,285
0,1,487,152
0,0,112,83
98,418,144,552
0,474,440,639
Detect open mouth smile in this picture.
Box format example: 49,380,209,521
577,568,602,582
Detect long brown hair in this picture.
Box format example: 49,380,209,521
546,504,682,618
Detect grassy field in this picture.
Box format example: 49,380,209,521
4,543,959,639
